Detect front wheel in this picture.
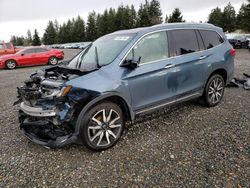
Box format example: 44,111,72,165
200,74,225,107
48,57,58,65
6,60,17,69
79,102,125,151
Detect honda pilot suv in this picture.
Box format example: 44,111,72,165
16,23,235,151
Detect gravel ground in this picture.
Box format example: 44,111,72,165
0,49,249,187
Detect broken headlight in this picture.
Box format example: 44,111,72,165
57,86,72,97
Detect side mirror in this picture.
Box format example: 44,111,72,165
121,57,141,69
21,53,24,56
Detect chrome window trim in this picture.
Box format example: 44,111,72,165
119,27,225,67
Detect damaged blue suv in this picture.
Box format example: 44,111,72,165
16,23,235,151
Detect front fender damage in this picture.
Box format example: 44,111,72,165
16,66,100,148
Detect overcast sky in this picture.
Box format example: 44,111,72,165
0,0,247,41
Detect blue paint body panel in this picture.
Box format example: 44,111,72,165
66,23,234,120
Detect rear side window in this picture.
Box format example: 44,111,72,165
5,43,12,50
35,48,48,53
0,44,3,50
127,31,169,64
199,30,224,49
168,29,199,56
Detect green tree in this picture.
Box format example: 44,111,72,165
32,29,41,46
115,5,131,30
222,3,236,32
137,1,151,27
96,13,105,37
66,19,74,42
26,29,32,45
208,7,223,28
43,21,57,45
168,8,185,23
58,23,68,43
149,0,162,25
10,36,17,46
72,16,86,42
107,8,117,33
86,11,98,41
16,36,25,46
165,14,168,23
237,1,250,32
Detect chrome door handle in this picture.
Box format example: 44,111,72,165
199,55,208,60
164,64,175,69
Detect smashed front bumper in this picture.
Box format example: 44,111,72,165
20,117,78,148
19,101,78,148
19,104,79,149
20,102,56,117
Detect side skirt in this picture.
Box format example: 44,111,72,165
135,92,202,115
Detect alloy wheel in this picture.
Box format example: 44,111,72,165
6,60,16,69
87,109,122,147
49,57,58,65
208,77,224,104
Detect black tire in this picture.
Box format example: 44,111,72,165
5,59,17,69
48,56,58,65
79,102,125,151
199,74,225,107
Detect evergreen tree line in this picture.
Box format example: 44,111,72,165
10,0,250,46
11,29,41,46
208,1,250,32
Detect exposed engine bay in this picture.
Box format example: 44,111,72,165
15,66,99,148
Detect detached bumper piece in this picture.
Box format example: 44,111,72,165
20,118,77,149
20,102,56,117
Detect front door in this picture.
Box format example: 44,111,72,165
18,48,36,66
122,31,177,112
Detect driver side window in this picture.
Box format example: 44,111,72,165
127,31,169,64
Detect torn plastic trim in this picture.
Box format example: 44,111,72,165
20,102,56,117
20,119,78,148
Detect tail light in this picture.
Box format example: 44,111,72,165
230,49,236,56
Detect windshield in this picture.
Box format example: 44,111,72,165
67,33,135,70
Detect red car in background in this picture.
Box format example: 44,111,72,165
0,47,64,69
0,41,21,55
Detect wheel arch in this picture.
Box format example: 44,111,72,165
74,92,134,135
48,56,57,64
5,59,18,67
208,68,227,84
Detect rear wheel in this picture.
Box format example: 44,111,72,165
200,74,225,107
6,60,17,69
48,57,58,65
79,102,125,151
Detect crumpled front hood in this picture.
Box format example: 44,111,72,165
14,65,95,106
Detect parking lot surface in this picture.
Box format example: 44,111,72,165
0,49,249,187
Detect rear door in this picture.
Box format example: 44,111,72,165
123,31,177,112
198,29,229,80
34,48,50,64
168,29,207,98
